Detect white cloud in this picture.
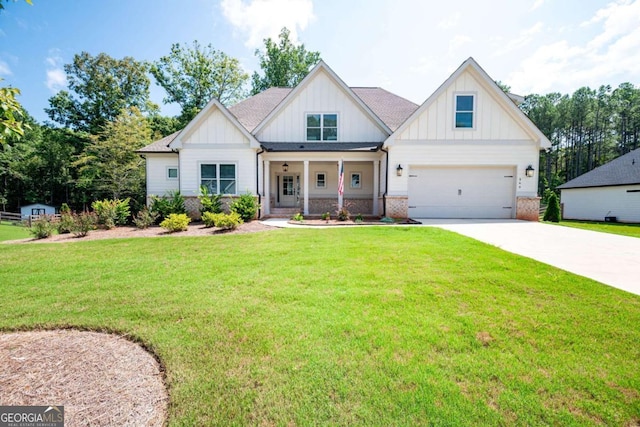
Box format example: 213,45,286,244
448,35,472,57
0,60,12,76
220,0,315,48
492,22,544,57
508,0,640,94
437,13,460,30
530,0,545,11
44,50,66,93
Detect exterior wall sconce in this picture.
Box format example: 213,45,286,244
525,165,535,177
396,164,404,176
282,162,289,172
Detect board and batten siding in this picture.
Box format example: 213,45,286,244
396,69,532,142
179,148,256,197
387,143,539,197
145,153,179,196
180,107,250,145
561,185,640,223
256,69,387,143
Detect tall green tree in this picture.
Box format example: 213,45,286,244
251,27,321,95
46,52,157,134
151,41,248,125
0,80,28,144
74,107,152,204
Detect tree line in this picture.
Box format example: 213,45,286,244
0,28,320,212
521,83,640,197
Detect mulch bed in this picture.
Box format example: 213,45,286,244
0,330,167,426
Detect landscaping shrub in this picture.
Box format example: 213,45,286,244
201,211,216,228
160,213,191,233
292,212,304,222
92,199,117,229
151,191,186,222
71,211,97,237
354,213,364,223
207,212,243,230
229,192,257,222
29,215,54,239
337,206,350,221
543,192,561,222
57,212,75,234
133,206,158,229
321,212,330,221
198,185,222,215
114,198,131,225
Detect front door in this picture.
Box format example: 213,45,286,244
279,174,300,207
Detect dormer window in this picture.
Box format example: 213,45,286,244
455,94,475,129
307,113,338,141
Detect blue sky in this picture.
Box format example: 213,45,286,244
1,0,639,124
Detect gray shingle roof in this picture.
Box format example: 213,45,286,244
137,131,180,153
558,148,640,189
351,87,419,131
261,142,382,152
139,86,419,152
228,87,291,132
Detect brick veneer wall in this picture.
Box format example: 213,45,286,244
385,196,408,218
516,196,541,221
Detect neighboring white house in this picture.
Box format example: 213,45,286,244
558,148,640,223
139,58,551,220
20,203,57,218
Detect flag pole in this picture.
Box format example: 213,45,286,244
338,159,344,210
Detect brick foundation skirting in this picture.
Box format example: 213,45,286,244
384,196,408,218
516,196,541,221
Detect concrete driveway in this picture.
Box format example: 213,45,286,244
417,219,640,297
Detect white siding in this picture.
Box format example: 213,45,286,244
561,185,640,223
397,69,531,142
257,69,387,142
145,153,179,196
387,143,539,197
181,107,249,145
179,148,256,196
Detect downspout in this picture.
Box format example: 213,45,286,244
256,147,265,218
380,146,389,217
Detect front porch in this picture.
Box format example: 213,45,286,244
260,157,383,217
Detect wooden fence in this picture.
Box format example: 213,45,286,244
0,211,22,223
0,211,61,226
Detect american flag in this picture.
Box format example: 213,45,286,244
338,162,344,196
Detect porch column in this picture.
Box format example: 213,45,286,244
373,160,380,216
264,161,270,215
303,160,309,215
338,159,344,209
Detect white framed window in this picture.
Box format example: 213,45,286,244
200,163,237,194
167,167,178,180
350,172,361,189
455,94,475,129
315,172,327,188
306,113,338,141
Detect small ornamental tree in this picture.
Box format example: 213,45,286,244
543,192,561,222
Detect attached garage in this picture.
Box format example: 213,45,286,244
408,166,516,218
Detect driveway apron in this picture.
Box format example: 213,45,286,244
417,219,640,297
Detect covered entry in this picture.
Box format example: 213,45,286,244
408,166,516,218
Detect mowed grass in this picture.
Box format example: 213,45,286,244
0,222,31,241
1,227,639,426
556,220,640,238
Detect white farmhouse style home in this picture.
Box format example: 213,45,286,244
139,57,551,220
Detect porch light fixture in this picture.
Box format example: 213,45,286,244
396,164,403,176
282,162,289,172
525,165,535,178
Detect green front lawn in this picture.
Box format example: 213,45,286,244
1,227,639,425
0,222,31,241
556,220,640,238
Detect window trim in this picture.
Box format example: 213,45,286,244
315,172,327,189
198,162,238,195
306,113,339,142
454,93,476,130
166,166,179,180
350,172,362,189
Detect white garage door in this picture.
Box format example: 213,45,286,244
408,166,516,219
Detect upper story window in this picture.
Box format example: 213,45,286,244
307,113,338,141
455,94,474,129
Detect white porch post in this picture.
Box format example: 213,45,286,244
303,160,309,215
338,159,344,209
373,160,380,216
264,161,270,215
